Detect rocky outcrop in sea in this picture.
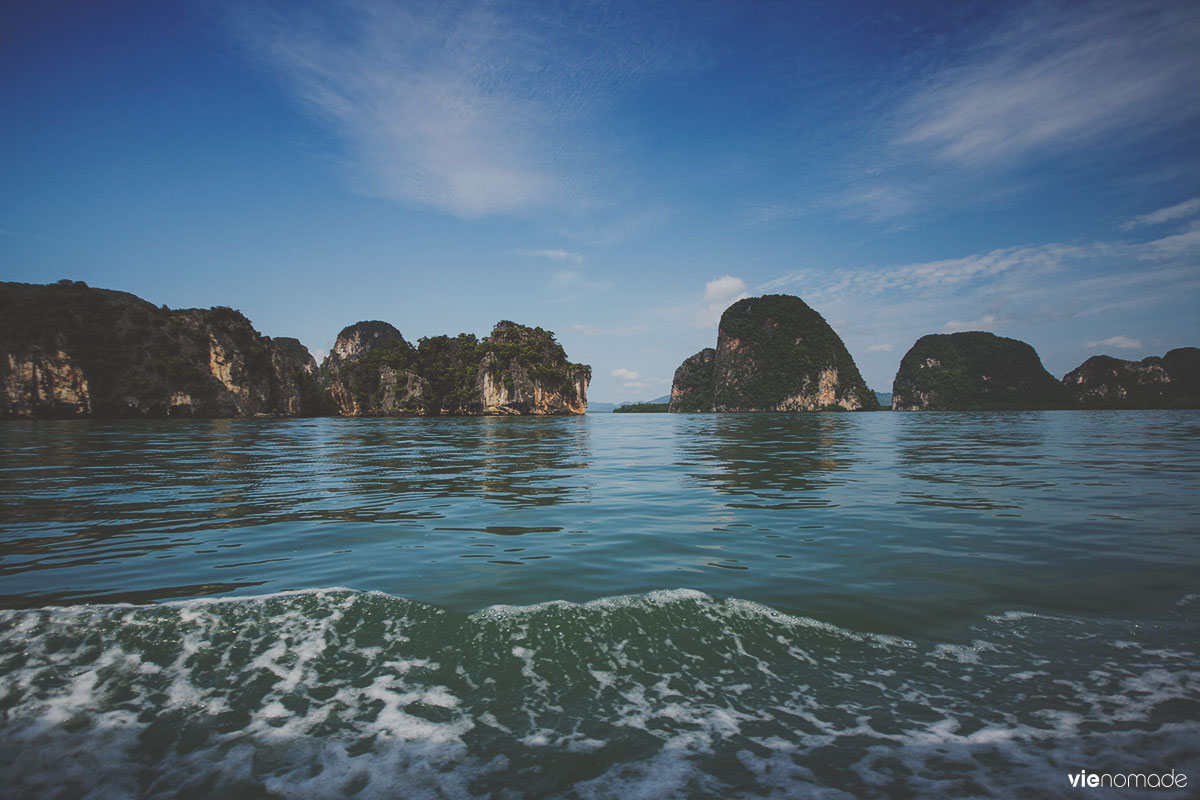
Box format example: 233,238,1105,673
321,319,590,416
1,281,589,418
891,331,1070,411
668,294,877,412
0,280,320,418
1063,347,1200,409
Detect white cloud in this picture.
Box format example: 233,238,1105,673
513,249,583,262
611,366,666,392
896,1,1200,168
703,275,747,304
693,274,750,328
1119,198,1200,231
1140,219,1200,260
1085,335,1142,351
866,343,892,353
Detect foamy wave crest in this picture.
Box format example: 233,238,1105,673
1,589,1198,798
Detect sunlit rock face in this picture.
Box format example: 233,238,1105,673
2,282,591,419
0,281,320,418
891,331,1069,411
1063,347,1200,409
669,295,877,413
2,350,91,418
320,321,425,416
321,319,589,417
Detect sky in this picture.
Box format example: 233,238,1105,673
2,0,1198,402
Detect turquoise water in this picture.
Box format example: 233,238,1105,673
1,412,1198,797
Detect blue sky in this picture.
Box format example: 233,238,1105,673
2,0,1197,401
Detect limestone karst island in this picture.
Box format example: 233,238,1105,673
1,280,588,418
2,281,1197,418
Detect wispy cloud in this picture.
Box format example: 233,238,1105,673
568,323,603,335
513,248,583,262
834,184,917,223
896,1,1200,168
1085,335,1142,351
943,314,998,334
611,367,641,381
769,244,1083,300
223,1,690,216
759,214,1199,384
1119,198,1200,231
866,343,892,353
551,269,610,296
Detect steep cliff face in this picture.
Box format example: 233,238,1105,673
668,348,715,412
472,322,589,415
0,281,320,418
668,295,877,412
1063,347,1200,408
320,321,427,416
321,319,589,416
3,349,92,418
891,331,1069,411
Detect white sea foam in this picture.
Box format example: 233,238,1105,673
1,588,1198,799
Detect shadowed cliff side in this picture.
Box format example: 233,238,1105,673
669,295,877,412
1063,347,1200,408
1,280,322,418
891,332,1070,411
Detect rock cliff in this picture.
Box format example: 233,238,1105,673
668,348,716,412
891,331,1069,411
1063,347,1200,408
0,281,321,418
320,319,589,416
320,321,426,416
669,295,877,412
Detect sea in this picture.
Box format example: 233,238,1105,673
1,411,1198,799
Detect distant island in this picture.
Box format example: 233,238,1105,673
612,402,669,413
1,280,589,418
3,281,1197,418
662,294,1197,413
669,294,878,412
892,331,1200,411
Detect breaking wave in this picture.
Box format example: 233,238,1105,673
2,589,1197,799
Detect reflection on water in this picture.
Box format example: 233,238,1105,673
893,412,1053,510
1,412,1199,639
675,413,856,509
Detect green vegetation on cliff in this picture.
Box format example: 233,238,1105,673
418,333,484,412
344,336,418,412
668,295,876,412
1,280,319,418
322,319,590,416
669,349,716,412
485,321,588,406
892,332,1069,411
713,295,877,411
1063,347,1200,409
